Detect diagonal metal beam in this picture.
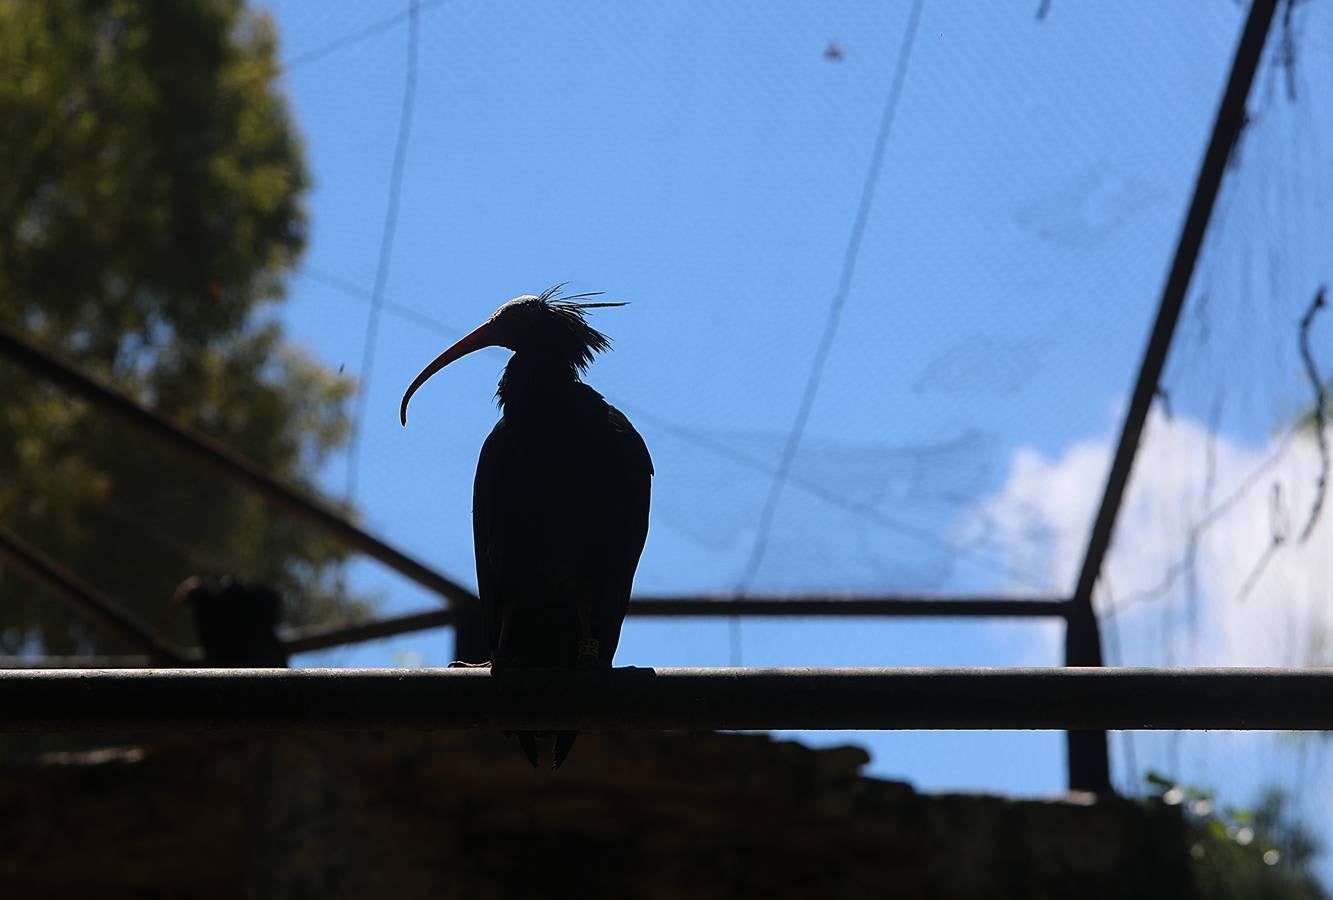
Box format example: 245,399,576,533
282,608,457,654
0,524,189,663
1064,0,1279,793
0,323,477,609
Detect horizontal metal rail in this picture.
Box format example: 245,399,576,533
3,667,1330,732
0,596,1072,671
629,595,1070,618
278,596,1070,656
289,596,1068,653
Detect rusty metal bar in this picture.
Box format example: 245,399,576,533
1064,0,1279,793
2,667,1331,733
0,525,189,663
0,323,477,608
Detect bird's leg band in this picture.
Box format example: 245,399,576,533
578,637,600,663
574,595,597,663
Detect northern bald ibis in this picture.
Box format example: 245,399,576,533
400,286,653,767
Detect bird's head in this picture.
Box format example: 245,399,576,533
400,285,625,425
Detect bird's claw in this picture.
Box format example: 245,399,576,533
576,637,600,667
447,660,491,669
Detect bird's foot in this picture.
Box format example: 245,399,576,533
576,637,600,668
447,660,491,669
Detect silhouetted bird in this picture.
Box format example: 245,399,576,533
401,286,653,768
173,575,289,667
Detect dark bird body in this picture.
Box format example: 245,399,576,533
401,287,652,767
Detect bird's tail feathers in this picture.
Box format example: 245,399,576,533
505,730,580,769
552,731,578,769
515,732,540,768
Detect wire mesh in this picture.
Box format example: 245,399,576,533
5,0,1332,849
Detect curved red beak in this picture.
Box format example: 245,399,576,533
400,320,500,426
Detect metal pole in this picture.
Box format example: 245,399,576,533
0,525,189,663
281,595,1068,657
3,666,1331,733
0,323,477,609
285,596,1068,659
629,595,1069,618
282,608,457,654
0,594,1067,666
1063,0,1279,793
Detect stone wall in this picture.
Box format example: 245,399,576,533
0,730,1196,899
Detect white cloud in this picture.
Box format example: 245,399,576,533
967,412,1333,667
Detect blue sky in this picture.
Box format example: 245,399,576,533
254,0,1333,860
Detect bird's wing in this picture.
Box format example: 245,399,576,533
472,418,512,656
473,396,652,668
585,403,653,663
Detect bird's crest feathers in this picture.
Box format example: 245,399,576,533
525,284,628,373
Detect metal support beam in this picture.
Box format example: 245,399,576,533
0,323,477,609
0,593,1064,666
0,596,1068,669
0,525,189,664
3,666,1331,733
282,608,457,655
1063,0,1279,794
630,595,1069,618
277,595,1070,657
269,595,1071,658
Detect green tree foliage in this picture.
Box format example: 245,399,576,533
1145,774,1328,900
0,0,368,654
